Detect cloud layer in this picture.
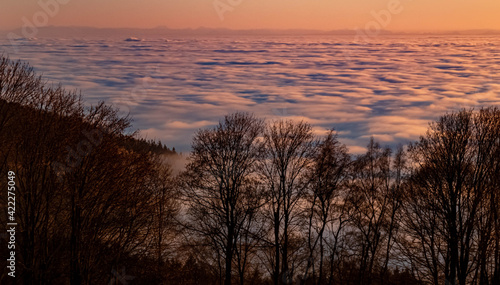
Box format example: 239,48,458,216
2,35,499,153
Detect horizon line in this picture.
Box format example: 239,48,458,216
3,25,500,36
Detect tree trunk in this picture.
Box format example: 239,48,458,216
70,192,82,285
318,236,324,285
282,212,289,284
225,225,234,285
274,211,280,285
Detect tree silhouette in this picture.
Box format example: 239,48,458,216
181,112,265,285
259,120,316,285
403,108,500,285
303,130,350,284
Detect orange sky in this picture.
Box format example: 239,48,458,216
1,0,500,31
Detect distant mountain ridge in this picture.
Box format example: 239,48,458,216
2,26,500,39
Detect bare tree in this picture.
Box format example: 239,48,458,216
60,103,156,285
302,130,350,284
181,112,265,285
403,108,500,285
148,159,180,281
0,56,45,133
259,119,316,285
0,65,82,284
346,138,403,285
233,181,267,285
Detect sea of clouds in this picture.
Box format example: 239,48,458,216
2,35,500,153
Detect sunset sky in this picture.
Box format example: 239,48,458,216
1,0,500,32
